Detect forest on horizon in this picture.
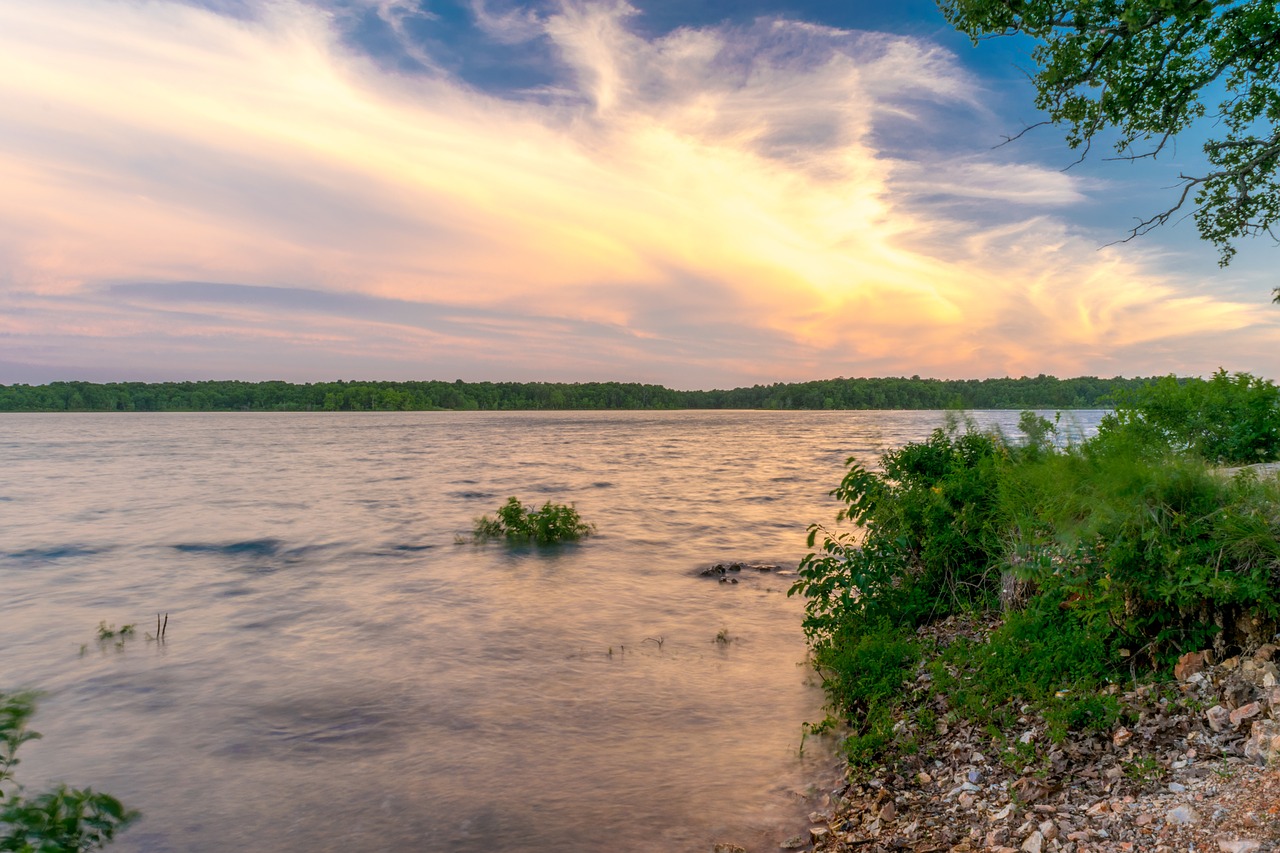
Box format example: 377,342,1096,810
0,375,1168,412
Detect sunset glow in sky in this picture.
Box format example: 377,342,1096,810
2,0,1277,387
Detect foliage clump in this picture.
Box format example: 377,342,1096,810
791,371,1280,766
473,497,594,545
1,691,137,851
1095,369,1280,464
939,0,1280,275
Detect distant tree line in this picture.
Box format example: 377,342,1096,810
0,375,1168,412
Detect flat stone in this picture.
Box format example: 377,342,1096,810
1166,806,1199,826
1175,651,1212,681
1021,830,1044,853
1218,841,1262,853
1230,702,1262,727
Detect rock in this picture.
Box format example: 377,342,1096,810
1168,782,1186,793
1175,651,1213,681
1112,727,1133,747
809,826,828,843
1230,702,1262,728
1165,805,1199,825
1243,719,1280,765
1254,643,1278,662
780,835,807,850
1085,802,1110,817
1206,705,1231,732
714,845,746,853
1218,841,1261,853
1021,830,1044,853
878,801,895,822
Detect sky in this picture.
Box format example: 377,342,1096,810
1,0,1277,389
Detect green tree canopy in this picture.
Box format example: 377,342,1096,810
940,0,1280,289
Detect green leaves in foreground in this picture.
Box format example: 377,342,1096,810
1,691,137,851
473,497,594,545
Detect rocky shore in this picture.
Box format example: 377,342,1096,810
760,617,1280,853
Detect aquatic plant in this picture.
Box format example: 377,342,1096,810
1,691,137,850
472,497,593,544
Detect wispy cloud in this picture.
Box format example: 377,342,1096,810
0,0,1273,386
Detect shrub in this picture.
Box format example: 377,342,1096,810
790,417,1010,643
1,691,137,851
1096,369,1280,464
794,395,1280,762
473,497,594,544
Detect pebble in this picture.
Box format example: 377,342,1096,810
1165,805,1199,825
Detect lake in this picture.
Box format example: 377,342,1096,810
0,410,1102,852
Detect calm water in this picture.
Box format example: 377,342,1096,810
0,410,1102,852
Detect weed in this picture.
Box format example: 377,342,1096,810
1124,755,1165,786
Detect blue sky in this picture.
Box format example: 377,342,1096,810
0,0,1275,388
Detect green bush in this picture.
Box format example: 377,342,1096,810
1,691,137,851
1096,369,1280,464
473,497,594,544
794,386,1280,761
791,417,1010,643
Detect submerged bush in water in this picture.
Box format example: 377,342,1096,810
473,497,594,544
1,691,138,850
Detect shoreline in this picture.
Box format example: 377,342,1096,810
781,616,1280,853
